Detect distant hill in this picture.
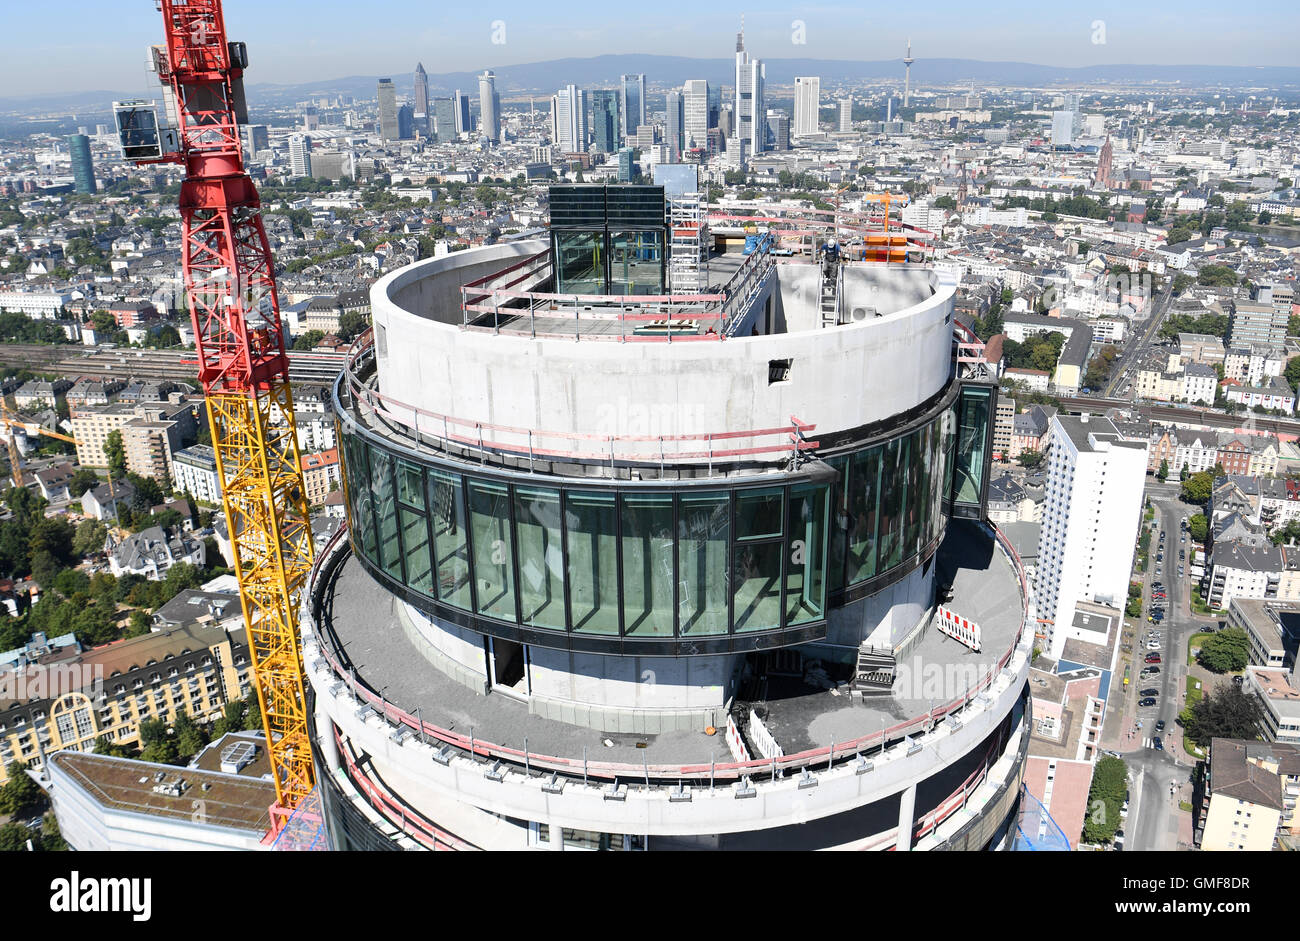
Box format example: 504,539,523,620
5,55,1299,113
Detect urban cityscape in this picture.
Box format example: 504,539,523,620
0,0,1295,871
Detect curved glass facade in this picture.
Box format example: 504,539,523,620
339,391,972,653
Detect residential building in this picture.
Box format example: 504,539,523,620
13,379,71,410
1181,363,1218,405
32,462,76,503
300,448,340,506
80,479,135,522
1243,669,1300,747
172,444,221,505
105,526,206,580
288,134,312,178
1226,377,1295,416
1204,541,1287,609
1008,404,1056,458
0,623,249,786
992,397,1015,458
1036,415,1149,659
1200,739,1286,850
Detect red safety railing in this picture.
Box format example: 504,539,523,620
305,513,1032,788
343,329,819,467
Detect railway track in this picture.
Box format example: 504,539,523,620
0,343,345,387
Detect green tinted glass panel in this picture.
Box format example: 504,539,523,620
678,492,729,636
369,447,402,579
397,459,425,509
929,414,948,544
847,446,881,584
621,494,674,636
903,429,924,555
878,435,908,571
554,230,604,295
469,480,515,620
736,488,784,540
955,387,992,506
428,469,470,610
400,507,433,595
733,541,782,632
786,483,828,626
826,456,849,594
515,486,565,630
344,437,377,564
566,491,619,635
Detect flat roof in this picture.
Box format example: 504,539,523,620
50,751,275,833
317,520,1024,765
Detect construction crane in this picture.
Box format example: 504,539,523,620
115,0,316,825
0,403,80,489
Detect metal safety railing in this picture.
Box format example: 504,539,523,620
304,515,1032,790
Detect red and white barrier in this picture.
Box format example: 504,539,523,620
936,606,982,653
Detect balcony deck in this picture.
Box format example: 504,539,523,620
314,519,1024,772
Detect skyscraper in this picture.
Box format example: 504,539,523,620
839,97,853,132
241,124,270,157
734,24,765,155
479,71,500,143
1051,111,1074,147
619,74,646,141
682,80,709,152
453,90,472,135
766,110,789,151
413,62,431,135
288,134,313,178
553,84,588,153
793,76,820,137
398,104,416,141
589,90,620,154
664,89,684,160
377,78,399,141
433,97,456,143
67,134,96,195
1035,415,1148,660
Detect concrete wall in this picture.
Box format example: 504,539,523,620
825,564,935,650
371,246,955,457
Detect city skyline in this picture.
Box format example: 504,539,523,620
3,1,1299,98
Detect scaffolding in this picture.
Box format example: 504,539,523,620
1012,784,1071,851
270,785,328,851
668,192,709,294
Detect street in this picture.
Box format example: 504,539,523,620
1104,479,1204,851
1101,280,1173,400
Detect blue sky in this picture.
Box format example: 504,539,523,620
4,1,1298,96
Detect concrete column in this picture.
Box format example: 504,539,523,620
317,710,340,773
896,782,917,851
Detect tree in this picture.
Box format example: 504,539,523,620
1188,513,1209,543
0,761,43,817
1081,756,1127,844
292,330,325,351
1181,471,1214,506
126,610,151,637
1197,627,1250,674
1016,449,1046,469
68,468,100,498
1157,459,1169,482
1197,264,1239,287
173,711,207,761
1182,681,1263,747
73,518,108,558
104,429,126,478
337,310,369,343
933,195,956,210
94,735,134,758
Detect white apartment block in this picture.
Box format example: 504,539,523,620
172,444,222,505
1036,415,1149,660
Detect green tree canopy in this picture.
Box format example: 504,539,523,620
1181,472,1215,506
1081,756,1127,844
1197,627,1250,674
1182,681,1262,747
1188,513,1209,543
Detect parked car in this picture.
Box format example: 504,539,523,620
1139,697,1158,707
1145,654,1162,664
1153,737,1164,751
1140,688,1159,696
1142,666,1161,676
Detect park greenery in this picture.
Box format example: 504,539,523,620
1002,331,1065,374
1195,627,1250,674
1082,755,1128,844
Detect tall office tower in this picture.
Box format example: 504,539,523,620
589,90,620,154
1063,93,1081,113
885,96,893,123
635,124,656,151
1228,300,1289,347
66,134,96,195
454,90,472,135
377,78,399,141
734,25,766,154
839,97,853,132
1036,415,1148,660
305,190,1027,851
432,97,456,142
766,110,789,151
682,80,709,151
241,124,269,157
553,84,588,153
288,134,313,178
479,71,501,143
620,73,646,140
793,76,820,136
664,89,684,159
1051,111,1074,147
718,104,733,141
398,104,416,140
707,84,721,128
413,62,431,135
303,105,320,131
617,147,634,181
903,38,914,107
